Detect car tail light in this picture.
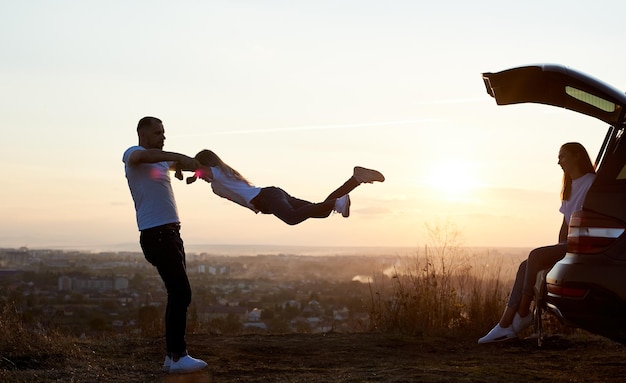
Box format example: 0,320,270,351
546,284,588,298
567,210,626,254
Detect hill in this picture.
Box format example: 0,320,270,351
1,332,625,382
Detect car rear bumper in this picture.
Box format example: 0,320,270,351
546,255,626,342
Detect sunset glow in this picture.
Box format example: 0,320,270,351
0,1,622,251
425,161,483,202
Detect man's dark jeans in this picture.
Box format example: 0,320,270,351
140,223,191,356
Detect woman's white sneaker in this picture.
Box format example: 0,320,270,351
478,324,517,344
512,313,533,334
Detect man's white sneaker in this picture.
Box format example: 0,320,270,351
168,355,208,374
512,313,533,334
334,195,351,217
353,166,385,183
477,324,517,344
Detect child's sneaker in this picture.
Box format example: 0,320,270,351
353,166,385,183
334,195,351,217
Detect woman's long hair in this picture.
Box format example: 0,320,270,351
561,142,596,201
195,149,252,185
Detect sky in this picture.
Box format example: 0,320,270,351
1,0,625,253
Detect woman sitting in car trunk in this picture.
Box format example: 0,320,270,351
478,142,596,344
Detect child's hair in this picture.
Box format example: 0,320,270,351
195,149,251,185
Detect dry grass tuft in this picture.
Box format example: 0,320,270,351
0,303,81,372
366,223,512,337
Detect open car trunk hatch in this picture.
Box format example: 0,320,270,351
482,64,626,126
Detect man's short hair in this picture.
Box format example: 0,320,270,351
137,116,162,132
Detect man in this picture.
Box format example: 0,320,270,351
122,116,207,374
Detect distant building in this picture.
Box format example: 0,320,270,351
198,305,248,323
247,308,262,322
2,249,29,266
282,300,301,310
113,277,129,290
302,300,322,316
58,275,72,291
243,322,267,331
58,275,129,293
333,307,350,321
208,265,230,276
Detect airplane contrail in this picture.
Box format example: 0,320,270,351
174,118,441,137
417,96,485,105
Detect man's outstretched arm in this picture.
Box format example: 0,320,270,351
127,148,199,171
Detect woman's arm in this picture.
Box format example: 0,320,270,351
558,217,568,244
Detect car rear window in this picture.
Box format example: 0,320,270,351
599,131,626,184
585,130,626,221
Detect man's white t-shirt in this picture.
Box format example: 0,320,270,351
123,146,180,230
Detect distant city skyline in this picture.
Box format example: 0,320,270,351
3,243,533,261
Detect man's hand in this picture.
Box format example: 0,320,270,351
174,164,184,180
185,166,213,184
173,156,201,181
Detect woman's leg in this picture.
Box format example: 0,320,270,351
480,244,566,343
518,244,567,315
478,259,527,343
498,259,527,327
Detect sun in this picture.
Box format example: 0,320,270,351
425,160,483,202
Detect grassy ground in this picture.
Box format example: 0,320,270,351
1,331,625,382
3,239,623,382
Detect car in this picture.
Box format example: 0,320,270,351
482,64,626,344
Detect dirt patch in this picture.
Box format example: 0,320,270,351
1,332,625,382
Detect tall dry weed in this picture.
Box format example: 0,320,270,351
367,223,510,336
